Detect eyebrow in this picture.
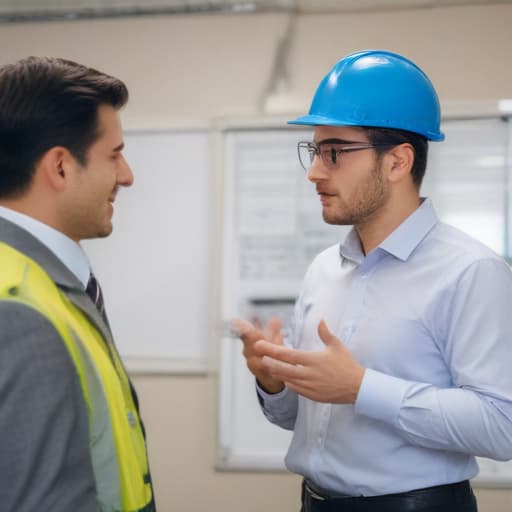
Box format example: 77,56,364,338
113,142,125,152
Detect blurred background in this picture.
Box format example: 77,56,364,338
1,1,511,510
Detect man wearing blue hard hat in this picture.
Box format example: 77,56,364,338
234,50,512,511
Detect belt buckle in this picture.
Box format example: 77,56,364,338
305,482,326,501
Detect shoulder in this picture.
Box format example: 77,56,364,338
423,221,508,270
417,223,512,299
435,222,501,257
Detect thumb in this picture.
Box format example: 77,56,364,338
317,320,341,347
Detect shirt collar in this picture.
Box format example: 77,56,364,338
340,198,438,264
339,228,366,264
0,206,91,287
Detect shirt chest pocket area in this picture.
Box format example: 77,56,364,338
350,312,445,381
294,300,346,351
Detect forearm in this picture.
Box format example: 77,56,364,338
356,369,512,460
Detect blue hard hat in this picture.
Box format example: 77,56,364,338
289,50,445,141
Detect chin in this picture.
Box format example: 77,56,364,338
322,213,349,226
95,223,113,239
101,226,114,237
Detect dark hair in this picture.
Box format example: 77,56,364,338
362,127,428,188
0,56,128,198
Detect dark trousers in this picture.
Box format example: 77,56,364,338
300,479,478,512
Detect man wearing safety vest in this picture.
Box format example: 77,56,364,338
234,50,512,512
0,57,155,511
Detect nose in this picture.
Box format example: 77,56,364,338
117,154,134,187
307,156,329,184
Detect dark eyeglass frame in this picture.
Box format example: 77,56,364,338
297,138,392,171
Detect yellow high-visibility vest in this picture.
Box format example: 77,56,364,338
0,242,154,512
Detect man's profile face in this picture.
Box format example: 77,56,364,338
61,104,133,242
308,125,389,227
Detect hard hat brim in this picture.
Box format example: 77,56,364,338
288,114,445,142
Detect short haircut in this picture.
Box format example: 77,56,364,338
0,56,128,198
362,127,429,188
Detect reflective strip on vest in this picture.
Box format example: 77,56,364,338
0,242,153,511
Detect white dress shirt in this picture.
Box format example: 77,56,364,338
0,206,90,287
258,198,512,496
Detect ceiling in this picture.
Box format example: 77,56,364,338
0,0,509,21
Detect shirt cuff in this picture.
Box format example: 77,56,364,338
354,368,411,425
256,381,290,402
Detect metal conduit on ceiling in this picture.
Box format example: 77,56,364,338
0,0,510,22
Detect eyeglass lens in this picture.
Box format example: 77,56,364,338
298,142,341,170
298,140,381,171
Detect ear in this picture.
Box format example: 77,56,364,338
384,143,415,185
37,146,76,192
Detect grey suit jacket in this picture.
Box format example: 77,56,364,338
0,217,118,511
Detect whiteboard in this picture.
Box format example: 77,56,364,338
218,118,512,487
218,336,293,470
83,129,211,374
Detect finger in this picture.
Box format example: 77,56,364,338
261,359,319,399
230,318,252,335
264,317,284,346
261,355,305,380
231,318,262,342
256,340,313,366
317,319,341,347
284,380,325,403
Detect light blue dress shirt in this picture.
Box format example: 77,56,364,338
257,198,512,496
0,206,91,287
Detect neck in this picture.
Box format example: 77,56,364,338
0,195,58,231
355,193,421,255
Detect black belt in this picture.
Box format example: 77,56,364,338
301,479,477,512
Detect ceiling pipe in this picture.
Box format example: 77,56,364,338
0,0,508,23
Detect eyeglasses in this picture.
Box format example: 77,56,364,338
297,138,389,171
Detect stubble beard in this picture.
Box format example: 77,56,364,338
322,162,388,227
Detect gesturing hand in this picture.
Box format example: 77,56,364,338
256,319,365,404
231,317,286,394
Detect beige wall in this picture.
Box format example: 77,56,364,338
2,4,512,124
1,3,512,510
